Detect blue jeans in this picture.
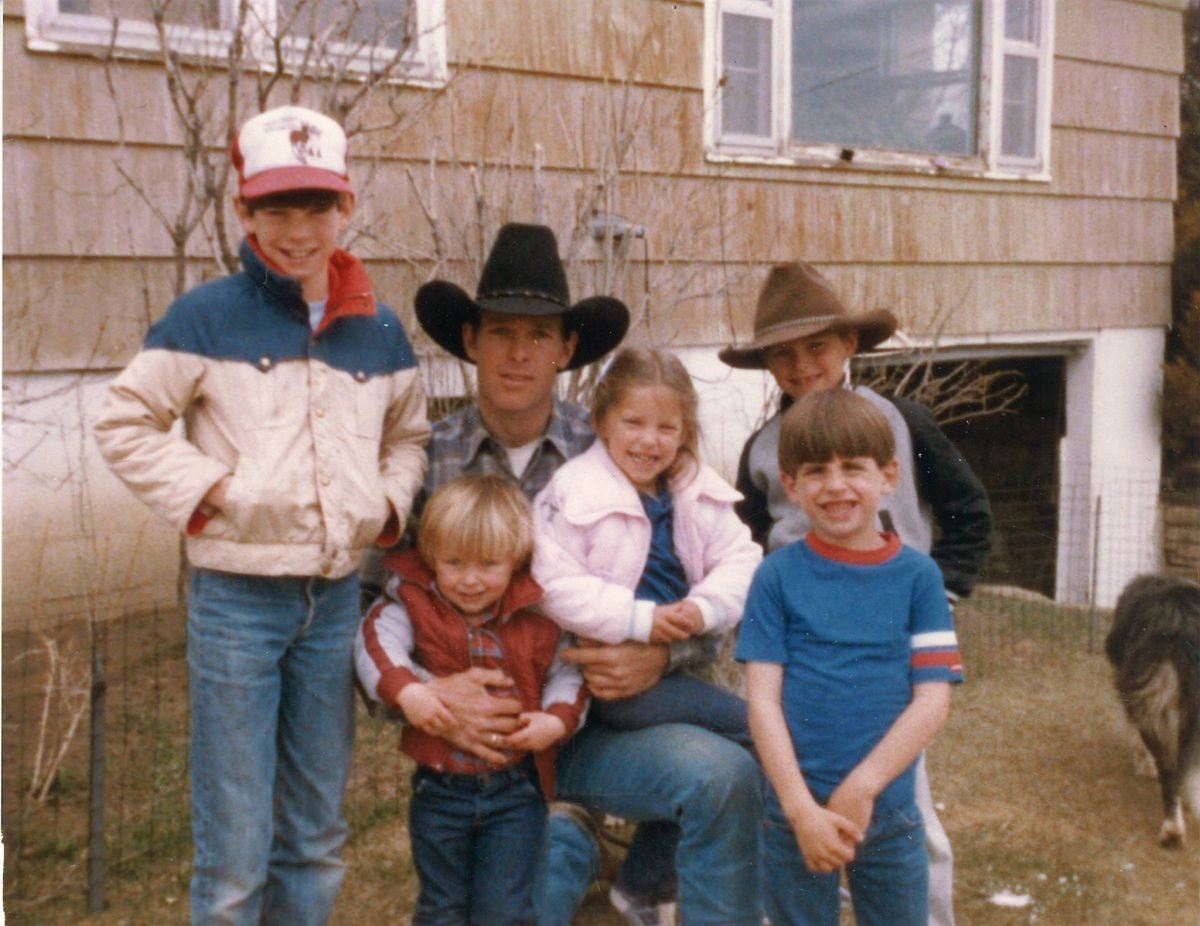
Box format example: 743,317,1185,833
762,789,928,926
409,760,547,926
536,722,762,926
187,568,360,926
590,674,753,751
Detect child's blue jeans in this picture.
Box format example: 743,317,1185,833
762,787,928,926
187,567,359,926
409,759,547,926
589,671,752,750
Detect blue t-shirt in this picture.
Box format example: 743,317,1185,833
736,532,964,812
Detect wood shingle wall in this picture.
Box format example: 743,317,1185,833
2,0,1184,619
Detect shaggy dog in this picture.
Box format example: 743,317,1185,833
1104,574,1200,848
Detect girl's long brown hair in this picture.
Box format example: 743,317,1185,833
590,347,701,486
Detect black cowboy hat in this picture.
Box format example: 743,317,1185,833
719,262,897,370
415,223,630,370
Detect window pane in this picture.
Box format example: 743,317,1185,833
721,13,773,138
64,0,223,28
277,0,411,50
1001,54,1037,158
791,0,978,155
1004,0,1039,43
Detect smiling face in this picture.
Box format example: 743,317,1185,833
235,194,353,301
781,454,898,550
764,329,858,400
463,311,578,442
594,385,688,494
432,551,518,620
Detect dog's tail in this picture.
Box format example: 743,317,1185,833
1117,614,1199,727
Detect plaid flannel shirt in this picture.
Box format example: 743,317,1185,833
425,398,593,500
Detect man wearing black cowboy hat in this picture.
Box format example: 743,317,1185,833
413,222,628,498
376,224,763,926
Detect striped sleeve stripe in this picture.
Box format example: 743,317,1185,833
911,631,959,649
912,650,963,671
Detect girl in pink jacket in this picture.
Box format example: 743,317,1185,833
532,348,762,740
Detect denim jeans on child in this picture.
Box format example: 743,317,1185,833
535,721,762,926
409,759,547,926
187,567,360,926
589,673,753,751
761,787,928,926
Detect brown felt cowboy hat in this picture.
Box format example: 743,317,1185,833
415,223,630,371
718,262,897,370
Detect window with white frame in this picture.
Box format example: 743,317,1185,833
709,0,1053,176
24,0,446,87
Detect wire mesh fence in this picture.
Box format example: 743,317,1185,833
2,474,1195,922
1,606,413,922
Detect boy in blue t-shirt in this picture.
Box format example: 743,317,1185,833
737,389,964,926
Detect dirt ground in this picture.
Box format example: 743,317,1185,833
4,594,1200,925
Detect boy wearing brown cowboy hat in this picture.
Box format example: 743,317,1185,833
721,261,992,926
368,223,764,926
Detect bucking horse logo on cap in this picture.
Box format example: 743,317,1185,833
288,123,322,165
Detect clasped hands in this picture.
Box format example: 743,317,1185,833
786,774,876,875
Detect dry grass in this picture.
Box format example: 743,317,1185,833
929,596,1200,926
4,591,1200,925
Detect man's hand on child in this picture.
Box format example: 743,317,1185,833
791,806,863,874
396,683,456,737
649,601,704,643
504,711,567,752
564,638,670,701
427,667,523,763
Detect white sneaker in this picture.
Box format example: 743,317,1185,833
609,885,667,926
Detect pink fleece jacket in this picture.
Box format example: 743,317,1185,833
531,441,762,644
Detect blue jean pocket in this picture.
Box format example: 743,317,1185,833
864,801,924,844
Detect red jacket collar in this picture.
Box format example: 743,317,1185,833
246,235,376,332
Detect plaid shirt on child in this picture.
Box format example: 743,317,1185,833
444,615,524,775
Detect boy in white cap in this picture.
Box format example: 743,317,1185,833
94,106,430,926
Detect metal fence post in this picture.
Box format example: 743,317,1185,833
88,628,107,913
1088,493,1103,654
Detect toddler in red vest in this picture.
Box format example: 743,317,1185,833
356,473,587,925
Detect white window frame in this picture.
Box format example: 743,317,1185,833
705,0,1054,179
704,0,789,157
986,0,1054,173
23,0,447,88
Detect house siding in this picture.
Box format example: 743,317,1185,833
2,0,1184,618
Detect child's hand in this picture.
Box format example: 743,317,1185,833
790,805,863,874
504,711,567,752
826,775,876,836
649,601,704,643
396,683,455,737
199,475,233,515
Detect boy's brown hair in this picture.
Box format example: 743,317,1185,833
778,390,896,475
417,473,535,569
240,188,345,215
